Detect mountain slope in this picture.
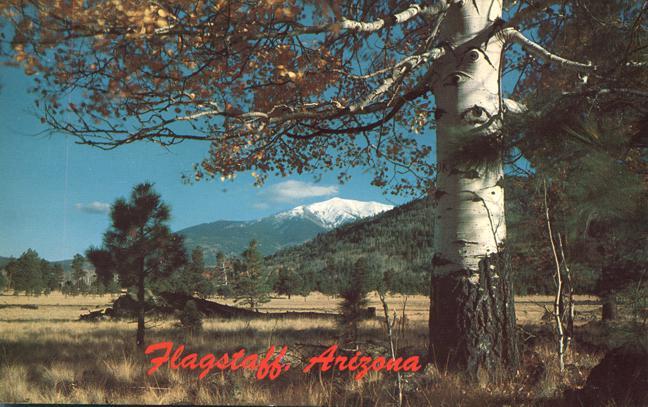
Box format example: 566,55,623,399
275,197,393,228
266,197,435,280
179,197,392,262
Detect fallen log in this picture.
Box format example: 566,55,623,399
79,292,370,321
0,304,38,309
159,292,345,320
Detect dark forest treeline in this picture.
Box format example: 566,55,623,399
0,250,119,295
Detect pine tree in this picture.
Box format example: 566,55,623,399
165,246,213,298
179,300,203,334
11,249,43,294
274,267,300,299
71,254,86,294
86,182,187,347
233,240,270,311
338,258,373,343
0,272,7,292
49,264,65,292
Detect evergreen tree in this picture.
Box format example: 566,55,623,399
3,258,18,291
233,240,270,310
40,260,53,294
89,276,107,296
273,266,300,299
47,264,65,292
179,300,203,334
186,247,213,298
165,246,213,298
11,249,43,294
106,278,120,295
71,254,86,294
0,272,6,292
86,182,187,347
338,258,373,343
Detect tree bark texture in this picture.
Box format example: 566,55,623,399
428,0,519,379
602,292,618,321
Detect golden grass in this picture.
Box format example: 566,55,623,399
0,291,613,405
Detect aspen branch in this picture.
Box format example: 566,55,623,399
212,2,454,39
501,28,596,72
543,178,566,374
348,47,446,112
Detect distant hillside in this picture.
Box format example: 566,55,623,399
266,197,435,293
180,218,327,261
179,198,392,262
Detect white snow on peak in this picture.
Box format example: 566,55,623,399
274,197,393,228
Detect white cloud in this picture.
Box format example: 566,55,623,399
75,201,110,214
264,180,338,203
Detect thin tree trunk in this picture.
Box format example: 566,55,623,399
428,0,519,380
379,293,403,407
602,292,618,321
136,257,146,348
544,179,565,373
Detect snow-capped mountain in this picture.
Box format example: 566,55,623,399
273,197,393,229
179,197,394,261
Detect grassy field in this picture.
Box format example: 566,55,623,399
0,291,631,405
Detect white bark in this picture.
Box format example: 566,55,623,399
427,0,593,376
501,29,595,72
544,179,565,373
432,0,506,280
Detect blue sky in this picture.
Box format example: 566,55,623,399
0,65,414,261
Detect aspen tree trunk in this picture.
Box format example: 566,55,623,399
429,0,518,379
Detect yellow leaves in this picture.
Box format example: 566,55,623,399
276,64,303,82
111,0,124,12
274,7,294,19
213,0,227,11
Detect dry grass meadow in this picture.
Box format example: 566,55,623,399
0,291,630,405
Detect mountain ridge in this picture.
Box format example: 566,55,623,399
179,197,393,261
